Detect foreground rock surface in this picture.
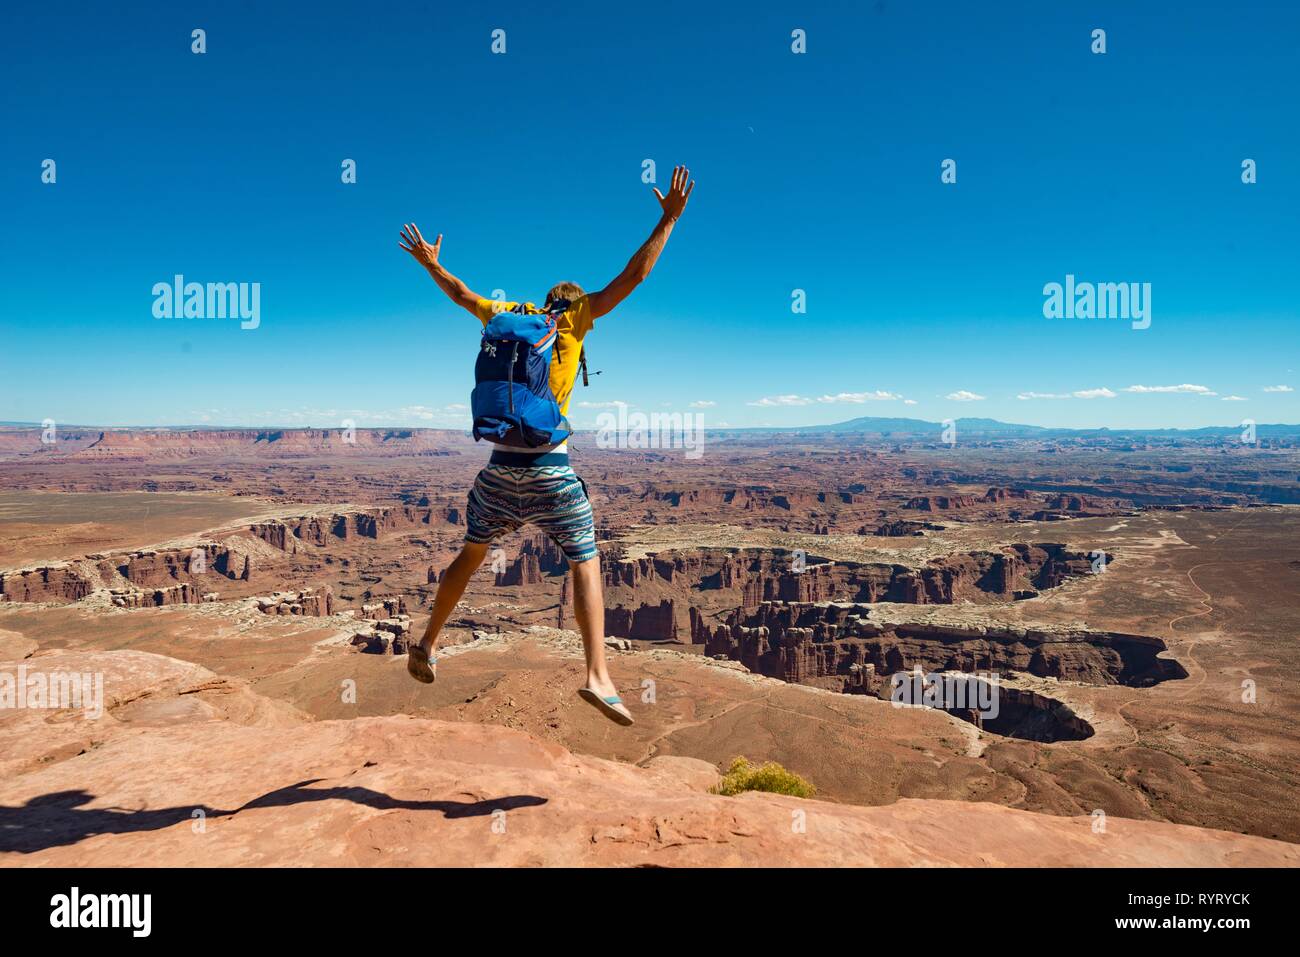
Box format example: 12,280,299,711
1,651,1294,867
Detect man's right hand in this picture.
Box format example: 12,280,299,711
653,166,695,221
399,223,442,270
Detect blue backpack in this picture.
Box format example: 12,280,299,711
470,302,574,448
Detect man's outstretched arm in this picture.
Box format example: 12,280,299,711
588,165,694,320
398,223,482,317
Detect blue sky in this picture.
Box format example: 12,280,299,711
2,0,1297,430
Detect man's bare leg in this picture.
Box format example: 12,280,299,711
570,554,618,700
418,541,490,654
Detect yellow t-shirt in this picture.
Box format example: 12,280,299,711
474,296,593,417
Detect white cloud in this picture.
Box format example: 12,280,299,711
1263,385,1294,393
689,400,716,408
575,400,628,409
392,404,472,422
945,390,985,402
1018,388,1114,400
397,405,437,420
1222,395,1248,401
748,391,903,407
1122,384,1217,396
903,399,918,405
816,391,902,403
747,394,814,407
236,404,472,427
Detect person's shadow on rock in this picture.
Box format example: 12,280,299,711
0,789,225,854
1,784,548,854
233,779,547,819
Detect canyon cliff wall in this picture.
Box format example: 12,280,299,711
697,600,1187,689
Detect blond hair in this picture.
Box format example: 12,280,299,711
544,282,585,308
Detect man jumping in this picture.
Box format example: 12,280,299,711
398,165,695,725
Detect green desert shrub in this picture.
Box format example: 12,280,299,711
713,757,816,798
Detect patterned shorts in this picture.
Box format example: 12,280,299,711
465,462,598,563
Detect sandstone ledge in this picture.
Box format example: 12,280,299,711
2,661,1295,866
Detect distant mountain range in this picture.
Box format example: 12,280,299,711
2,418,1298,438
784,416,1300,438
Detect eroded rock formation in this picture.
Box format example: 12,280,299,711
114,542,253,586
601,544,1099,629
605,599,679,641
906,495,981,511
349,615,412,654
255,587,334,617
698,600,1187,691
0,566,93,603
361,596,406,620
110,583,216,608
249,505,459,551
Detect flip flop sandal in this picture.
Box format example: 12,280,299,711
407,645,436,684
578,687,634,726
